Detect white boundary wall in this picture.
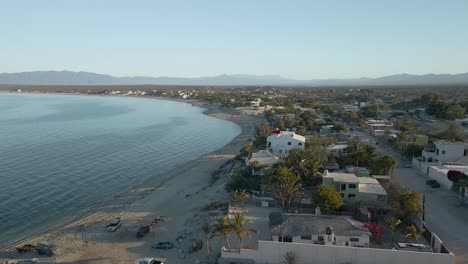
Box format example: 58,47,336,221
222,240,454,264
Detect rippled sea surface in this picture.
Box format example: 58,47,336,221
0,93,240,245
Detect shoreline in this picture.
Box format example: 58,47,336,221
0,92,260,263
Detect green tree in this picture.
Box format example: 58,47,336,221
390,188,422,224
255,120,272,147
395,118,419,134
445,104,465,120
210,216,234,251
361,105,380,118
340,139,376,167
434,122,464,142
312,185,342,212
231,213,257,249
403,144,424,158
240,142,253,157
371,155,397,175
420,93,440,106
333,123,348,132
459,100,468,113
426,100,449,118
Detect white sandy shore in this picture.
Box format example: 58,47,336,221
0,98,260,264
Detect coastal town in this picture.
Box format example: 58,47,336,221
2,1,468,263
0,85,467,264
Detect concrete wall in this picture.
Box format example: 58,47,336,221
271,234,370,248
412,158,438,175
357,192,385,204
222,240,454,264
427,167,453,189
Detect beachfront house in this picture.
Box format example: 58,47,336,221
221,210,453,264
270,213,371,247
267,131,305,157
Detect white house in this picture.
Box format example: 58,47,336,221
270,213,371,248
421,141,468,163
267,131,305,157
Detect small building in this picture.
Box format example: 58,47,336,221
249,98,262,107
248,150,281,176
327,144,348,157
322,171,387,205
270,213,371,247
319,125,334,136
408,134,429,146
343,105,359,112
267,131,305,157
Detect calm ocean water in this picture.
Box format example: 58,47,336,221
0,93,241,245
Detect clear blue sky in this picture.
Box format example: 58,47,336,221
2,0,468,79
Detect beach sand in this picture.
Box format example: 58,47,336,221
0,101,260,264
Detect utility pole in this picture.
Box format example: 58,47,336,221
422,194,426,222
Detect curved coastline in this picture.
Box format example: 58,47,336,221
0,93,252,253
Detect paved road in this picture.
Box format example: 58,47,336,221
355,131,468,264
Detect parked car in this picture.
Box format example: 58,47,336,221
136,225,152,238
426,179,441,188
403,163,412,168
153,216,166,224
106,217,122,232
134,258,165,264
152,241,174,249
36,241,59,256
16,244,35,253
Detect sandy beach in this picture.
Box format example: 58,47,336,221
0,99,260,264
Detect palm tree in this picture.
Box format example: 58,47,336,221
384,216,401,242
210,216,234,251
231,213,257,249
237,189,249,206
201,221,211,256
230,191,241,207
404,224,425,241
274,175,304,209
230,189,249,207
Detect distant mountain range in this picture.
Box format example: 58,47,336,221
1,71,468,86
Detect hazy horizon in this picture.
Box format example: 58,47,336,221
2,69,468,80
2,0,468,79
